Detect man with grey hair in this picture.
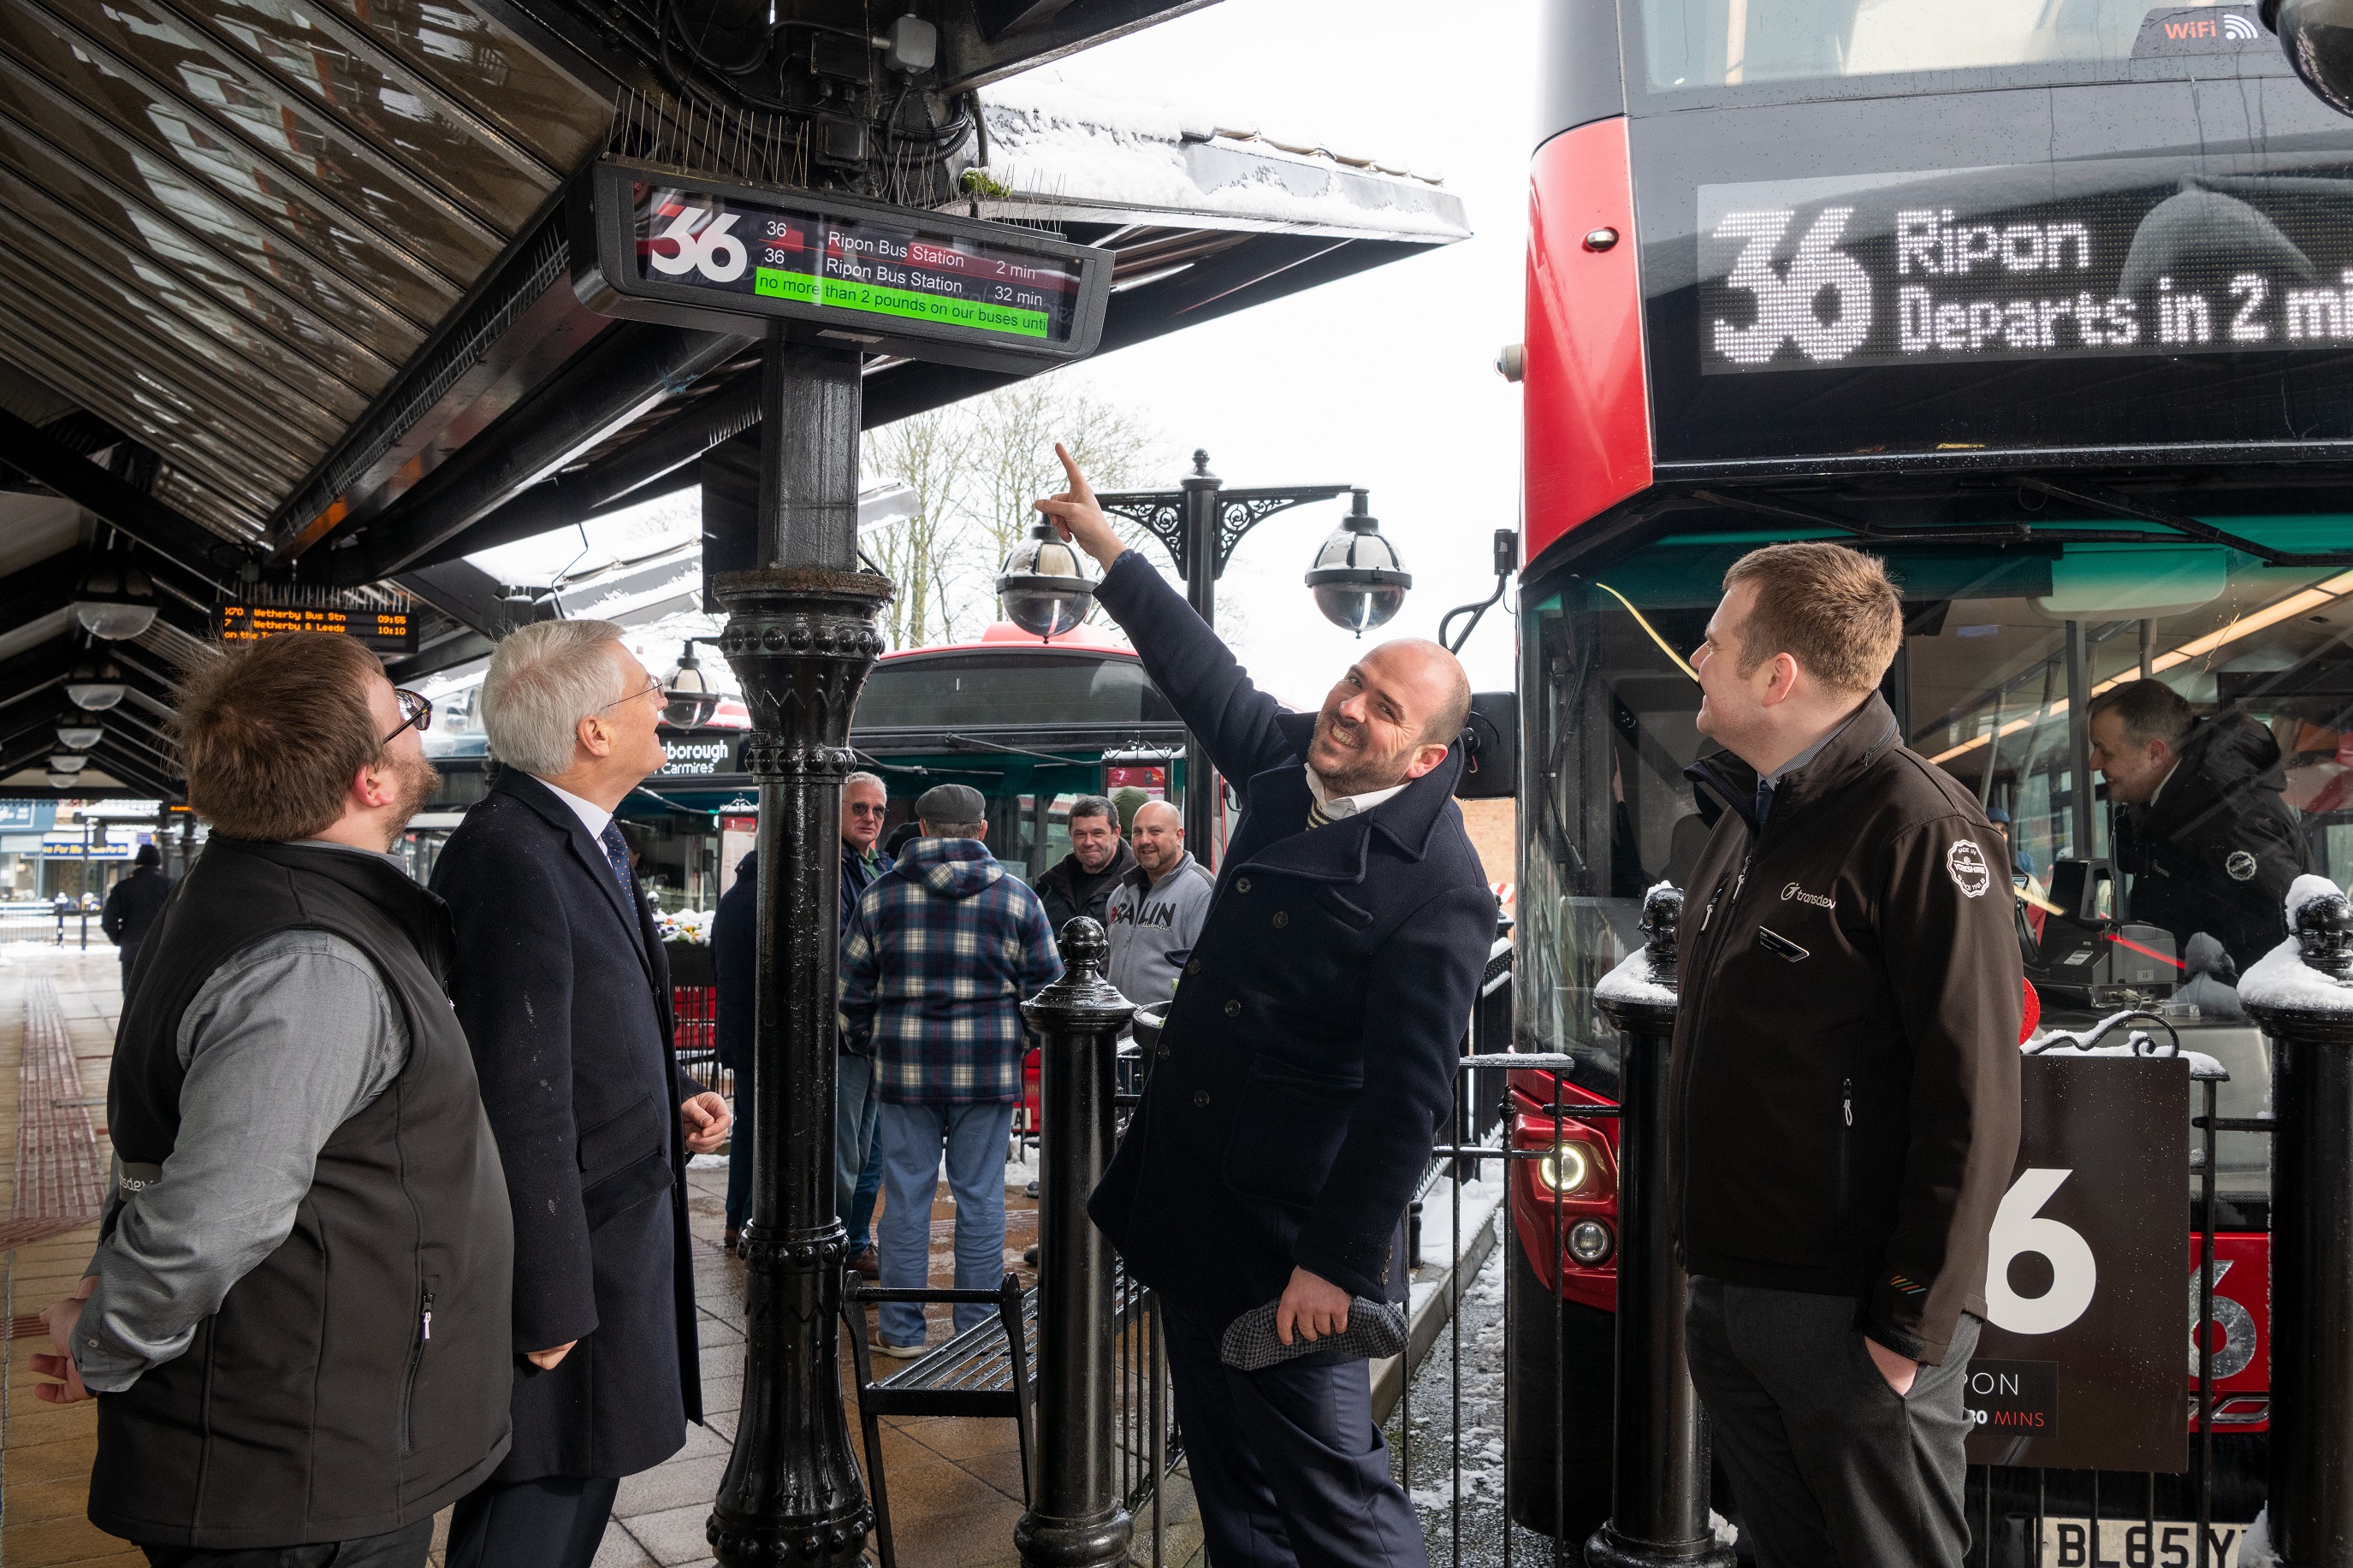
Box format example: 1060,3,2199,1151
432,619,732,1568
839,782,1061,1356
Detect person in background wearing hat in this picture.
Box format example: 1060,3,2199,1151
101,842,174,996
839,783,1062,1358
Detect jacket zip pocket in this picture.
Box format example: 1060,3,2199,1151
399,1289,434,1456
1836,1080,1854,1240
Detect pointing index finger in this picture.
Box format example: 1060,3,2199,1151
1053,441,1095,505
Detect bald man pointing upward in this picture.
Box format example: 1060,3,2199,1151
1040,447,1494,1568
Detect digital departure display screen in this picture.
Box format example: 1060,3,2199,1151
1697,156,2353,376
632,183,1083,343
577,160,1110,372
218,604,414,652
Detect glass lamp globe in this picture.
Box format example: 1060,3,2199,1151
66,659,127,711
56,725,104,749
72,561,158,640
662,642,721,729
1304,491,1413,636
45,771,81,790
995,522,1095,640
48,753,89,773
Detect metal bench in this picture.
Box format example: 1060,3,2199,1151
845,1275,1035,1568
844,1270,1173,1568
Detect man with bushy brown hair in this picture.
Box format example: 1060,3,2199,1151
32,631,515,1567
1668,541,2020,1568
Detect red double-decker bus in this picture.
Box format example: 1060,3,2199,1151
1506,0,2353,1553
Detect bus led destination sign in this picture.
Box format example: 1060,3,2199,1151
1698,156,2353,374
575,159,1110,374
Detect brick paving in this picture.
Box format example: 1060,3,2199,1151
0,944,1196,1568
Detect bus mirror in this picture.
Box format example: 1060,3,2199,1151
1455,690,1519,800
2262,0,2353,118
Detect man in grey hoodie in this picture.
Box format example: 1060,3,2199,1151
1105,800,1214,1013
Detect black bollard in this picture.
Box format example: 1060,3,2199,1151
1015,918,1135,1568
2241,885,2353,1567
1587,886,1734,1568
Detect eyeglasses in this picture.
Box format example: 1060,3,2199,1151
382,688,432,746
845,801,889,818
601,672,664,712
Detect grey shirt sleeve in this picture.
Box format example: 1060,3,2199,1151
72,929,410,1391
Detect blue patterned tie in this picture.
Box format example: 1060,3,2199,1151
598,820,635,898
1753,777,1775,827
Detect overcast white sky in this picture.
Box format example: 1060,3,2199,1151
474,0,1541,705
1039,0,1541,701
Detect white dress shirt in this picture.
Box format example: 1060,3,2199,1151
541,778,614,841
1304,768,1408,821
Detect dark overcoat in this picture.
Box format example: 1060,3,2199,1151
1084,553,1498,1329
431,767,701,1482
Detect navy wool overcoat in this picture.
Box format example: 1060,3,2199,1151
432,767,702,1482
1084,552,1498,1330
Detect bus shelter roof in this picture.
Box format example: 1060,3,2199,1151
0,0,1467,798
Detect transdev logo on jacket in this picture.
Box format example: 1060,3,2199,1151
839,837,1064,1104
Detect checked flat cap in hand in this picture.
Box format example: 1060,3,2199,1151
1219,1295,1408,1371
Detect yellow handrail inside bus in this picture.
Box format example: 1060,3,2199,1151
1593,583,1699,682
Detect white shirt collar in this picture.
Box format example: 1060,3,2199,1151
1305,767,1408,821
2147,756,2184,807
539,778,613,841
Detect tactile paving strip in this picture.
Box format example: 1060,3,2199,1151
0,980,105,1252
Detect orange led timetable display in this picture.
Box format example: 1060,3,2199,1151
217,604,415,652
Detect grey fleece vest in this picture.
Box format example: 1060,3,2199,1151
92,837,513,1548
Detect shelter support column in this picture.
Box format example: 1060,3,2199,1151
708,335,892,1568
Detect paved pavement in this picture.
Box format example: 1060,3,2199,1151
0,942,1198,1568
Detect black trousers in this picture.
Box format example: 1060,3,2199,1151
1159,1299,1426,1568
1685,1275,1982,1568
444,1474,621,1568
139,1518,431,1568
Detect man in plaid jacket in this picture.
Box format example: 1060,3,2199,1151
839,783,1062,1357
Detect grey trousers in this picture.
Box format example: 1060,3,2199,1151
1686,1275,1981,1568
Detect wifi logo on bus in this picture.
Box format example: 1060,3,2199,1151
2223,11,2261,38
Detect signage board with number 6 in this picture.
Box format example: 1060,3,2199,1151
1966,1055,2187,1472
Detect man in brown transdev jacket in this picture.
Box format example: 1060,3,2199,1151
1669,542,2021,1568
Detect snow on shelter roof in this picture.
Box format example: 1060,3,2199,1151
960,74,1473,244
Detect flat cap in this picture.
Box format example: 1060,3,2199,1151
915,783,987,827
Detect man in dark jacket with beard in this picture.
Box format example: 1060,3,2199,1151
2090,679,2303,973
1670,542,2020,1568
1038,447,1493,1568
1034,795,1135,929
33,632,513,1566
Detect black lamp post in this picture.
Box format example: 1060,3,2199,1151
1094,451,1389,855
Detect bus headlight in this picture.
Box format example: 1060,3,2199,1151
1566,1219,1615,1266
1536,1142,1590,1194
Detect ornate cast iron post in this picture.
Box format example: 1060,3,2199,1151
1589,886,1734,1568
1015,919,1136,1568
2242,885,2353,1567
708,339,892,1567
1094,452,1351,857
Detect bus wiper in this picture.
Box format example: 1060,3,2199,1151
2016,479,2353,569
